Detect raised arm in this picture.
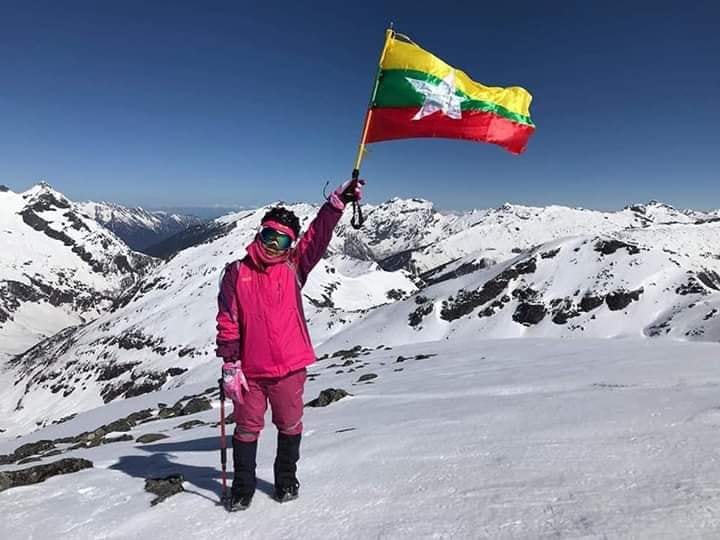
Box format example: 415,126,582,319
216,262,240,361
293,202,343,286
293,178,365,286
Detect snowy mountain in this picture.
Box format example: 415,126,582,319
0,183,155,362
322,225,720,350
77,201,203,252
334,198,718,276
3,194,720,439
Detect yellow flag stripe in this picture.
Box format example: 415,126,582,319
380,37,533,118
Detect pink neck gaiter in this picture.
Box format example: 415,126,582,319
246,238,289,272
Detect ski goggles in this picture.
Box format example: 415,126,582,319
259,226,293,251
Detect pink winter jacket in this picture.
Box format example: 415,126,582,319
215,202,343,378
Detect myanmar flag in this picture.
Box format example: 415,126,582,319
365,33,535,154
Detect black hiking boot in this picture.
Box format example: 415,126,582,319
273,432,301,503
229,438,257,511
273,480,299,503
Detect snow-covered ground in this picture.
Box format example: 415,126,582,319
3,338,720,539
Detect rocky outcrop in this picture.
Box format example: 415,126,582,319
606,288,644,311
136,433,170,444
145,474,184,506
305,388,351,408
0,458,93,493
441,258,537,321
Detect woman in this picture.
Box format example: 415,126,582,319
216,179,364,511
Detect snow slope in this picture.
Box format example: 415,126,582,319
3,338,720,538
321,222,720,351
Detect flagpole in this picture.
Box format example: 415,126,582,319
352,25,394,180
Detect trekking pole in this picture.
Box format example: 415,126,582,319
218,375,229,507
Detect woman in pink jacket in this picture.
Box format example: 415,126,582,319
216,179,363,511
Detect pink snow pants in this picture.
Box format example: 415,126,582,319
233,368,307,442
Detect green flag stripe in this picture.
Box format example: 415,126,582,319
374,69,535,127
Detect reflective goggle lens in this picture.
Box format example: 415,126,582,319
260,227,292,250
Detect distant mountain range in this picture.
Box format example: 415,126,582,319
76,201,204,252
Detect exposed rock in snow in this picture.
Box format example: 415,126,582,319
0,457,93,492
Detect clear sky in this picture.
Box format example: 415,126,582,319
1,0,718,211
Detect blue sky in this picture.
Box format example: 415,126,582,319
1,0,718,211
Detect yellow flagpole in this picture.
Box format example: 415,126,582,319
352,26,395,179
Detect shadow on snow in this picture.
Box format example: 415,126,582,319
109,436,274,505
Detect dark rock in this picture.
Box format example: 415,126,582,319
440,258,537,321
145,474,184,506
100,380,135,403
408,302,433,327
17,457,43,465
357,373,378,383
103,434,134,444
14,439,55,460
97,362,141,381
514,259,537,275
414,354,437,360
395,355,408,363
606,288,644,311
550,298,580,324
697,271,720,291
512,303,547,326
420,259,491,287
540,248,560,259
511,286,538,302
330,346,363,360
166,367,188,377
180,398,212,416
175,420,206,430
552,308,580,324
376,249,414,272
125,409,154,424
104,419,133,433
305,388,351,408
386,288,405,301
136,433,170,444
51,413,77,425
0,458,93,493
579,295,604,312
158,403,183,419
676,278,706,295
594,239,640,256
177,347,195,358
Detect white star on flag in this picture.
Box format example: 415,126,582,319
405,71,465,121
